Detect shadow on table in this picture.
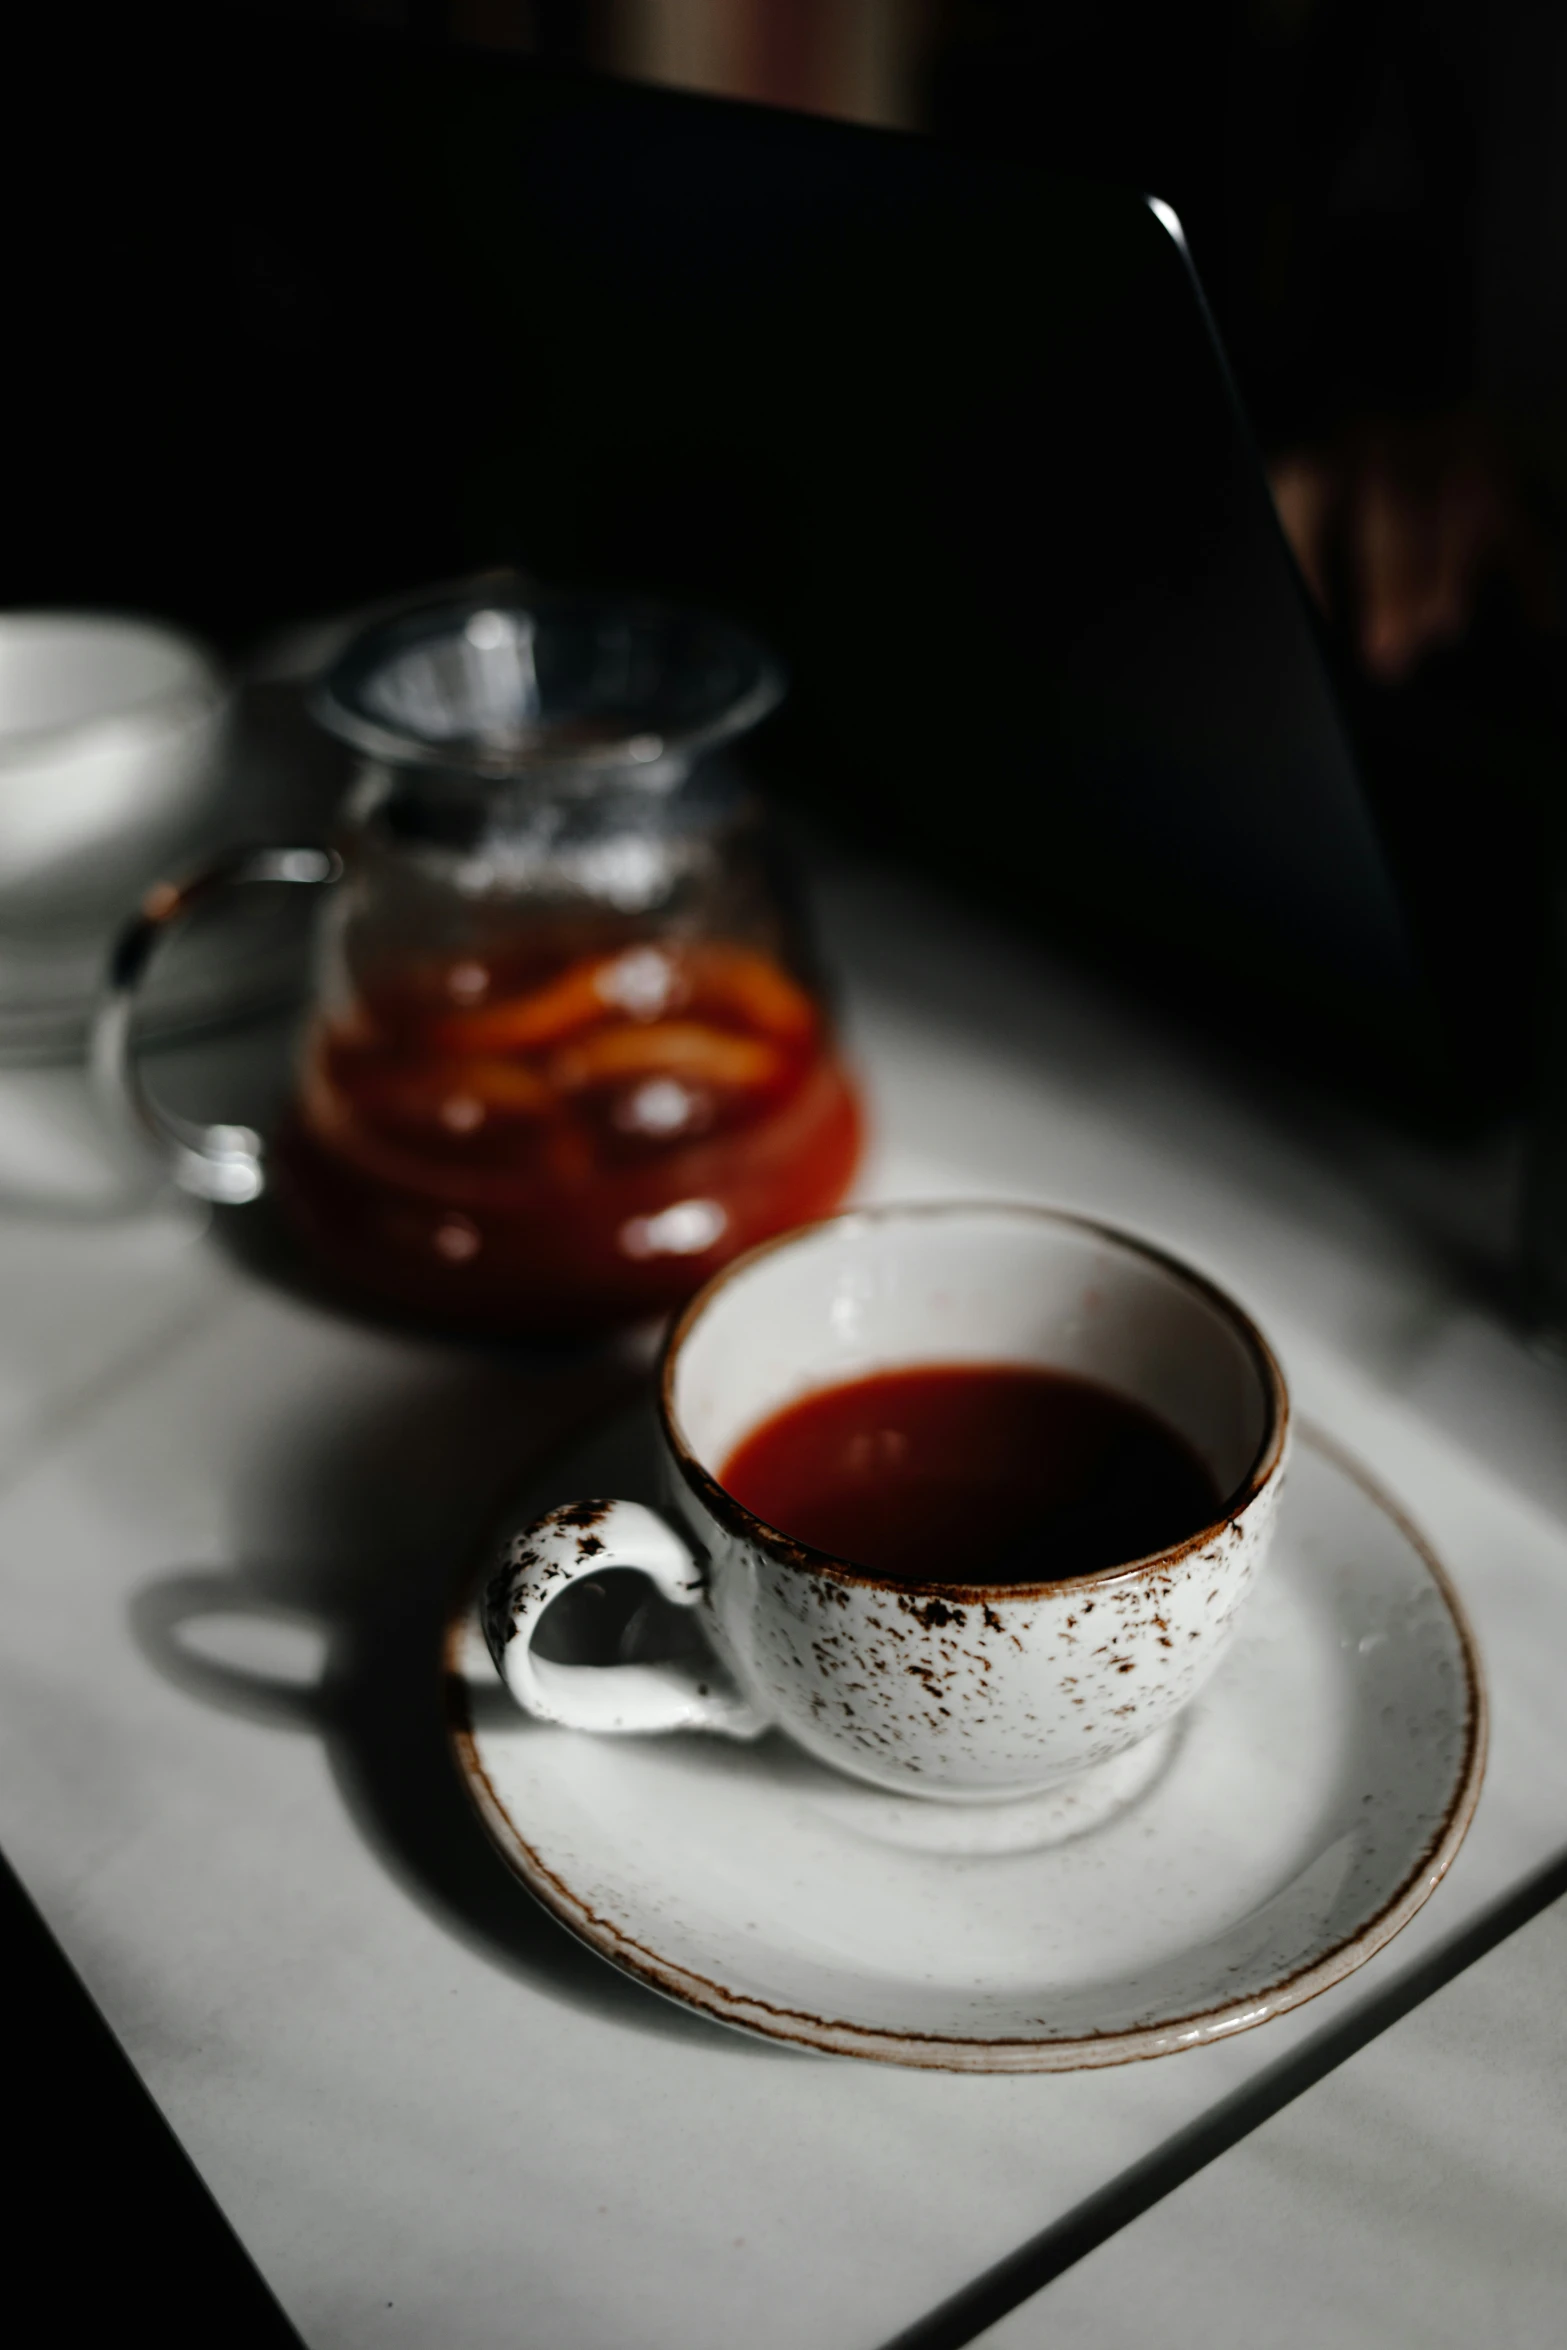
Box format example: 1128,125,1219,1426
126,1352,794,2058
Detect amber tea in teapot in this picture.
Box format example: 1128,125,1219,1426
97,588,862,1332
277,928,859,1329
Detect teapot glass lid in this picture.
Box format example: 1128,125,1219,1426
313,584,785,776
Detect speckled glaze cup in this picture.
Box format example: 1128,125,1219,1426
484,1204,1289,1801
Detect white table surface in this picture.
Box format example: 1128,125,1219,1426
980,1890,1567,2349
2,857,1565,2348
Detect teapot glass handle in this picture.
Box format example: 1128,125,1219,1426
90,844,341,1205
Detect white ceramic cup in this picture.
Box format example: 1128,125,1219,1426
484,1203,1289,1801
0,613,225,927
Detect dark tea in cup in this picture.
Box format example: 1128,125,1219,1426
719,1364,1223,1584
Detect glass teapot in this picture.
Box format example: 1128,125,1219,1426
95,586,862,1333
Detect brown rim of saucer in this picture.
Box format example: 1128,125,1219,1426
658,1200,1290,1604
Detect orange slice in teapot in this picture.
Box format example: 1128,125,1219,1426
426,946,688,1054
426,943,817,1057
551,1021,785,1092
329,1054,557,1136
681,945,818,1044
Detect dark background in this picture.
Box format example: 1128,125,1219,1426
10,4,1567,1132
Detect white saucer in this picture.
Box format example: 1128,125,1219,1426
447,1412,1485,2071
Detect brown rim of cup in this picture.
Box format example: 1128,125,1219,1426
658,1201,1290,1604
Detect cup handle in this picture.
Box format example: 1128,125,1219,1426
91,845,342,1205
482,1498,769,1739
